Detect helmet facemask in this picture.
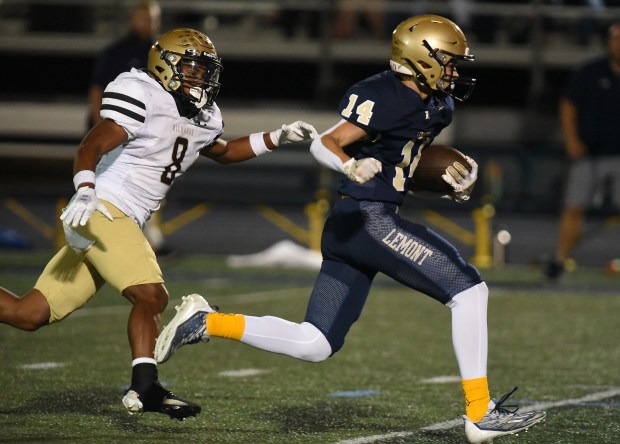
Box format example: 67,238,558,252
419,40,476,102
149,28,223,110
156,48,222,108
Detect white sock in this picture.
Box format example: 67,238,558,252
132,357,157,366
448,282,489,380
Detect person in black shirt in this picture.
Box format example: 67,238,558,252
88,0,161,129
545,22,620,280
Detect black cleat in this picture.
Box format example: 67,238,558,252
122,381,201,420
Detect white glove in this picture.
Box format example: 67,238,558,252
62,223,95,254
343,157,382,184
60,186,113,227
441,156,478,203
269,121,319,146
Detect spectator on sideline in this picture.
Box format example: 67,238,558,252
88,0,161,129
545,22,620,279
331,0,386,39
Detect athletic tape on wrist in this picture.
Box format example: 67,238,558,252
73,170,96,190
249,132,271,156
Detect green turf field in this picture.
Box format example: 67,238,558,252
1,251,619,443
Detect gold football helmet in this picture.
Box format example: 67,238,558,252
148,28,222,108
390,15,476,101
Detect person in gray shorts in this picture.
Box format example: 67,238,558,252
545,22,620,280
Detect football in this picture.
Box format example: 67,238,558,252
408,144,471,193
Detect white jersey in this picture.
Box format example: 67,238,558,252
96,68,223,227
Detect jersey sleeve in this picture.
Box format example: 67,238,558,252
100,75,148,138
338,81,391,135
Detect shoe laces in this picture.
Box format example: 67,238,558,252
491,386,519,416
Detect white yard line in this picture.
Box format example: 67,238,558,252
335,387,620,444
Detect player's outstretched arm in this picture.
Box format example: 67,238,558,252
202,120,318,164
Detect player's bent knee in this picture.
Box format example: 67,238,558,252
13,290,50,331
297,322,332,362
449,281,488,308
297,344,331,362
10,308,48,331
16,311,48,331
123,283,169,313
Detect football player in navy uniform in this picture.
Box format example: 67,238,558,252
155,16,546,442
0,28,317,420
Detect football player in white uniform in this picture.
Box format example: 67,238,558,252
0,28,317,420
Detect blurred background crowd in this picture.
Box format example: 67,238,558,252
0,0,619,270
2,0,618,103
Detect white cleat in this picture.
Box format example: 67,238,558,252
155,294,216,364
464,387,546,443
122,390,144,416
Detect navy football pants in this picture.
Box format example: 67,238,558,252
304,198,482,353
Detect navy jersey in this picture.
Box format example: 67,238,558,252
337,70,454,205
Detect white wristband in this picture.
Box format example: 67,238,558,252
249,132,271,156
73,170,96,190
